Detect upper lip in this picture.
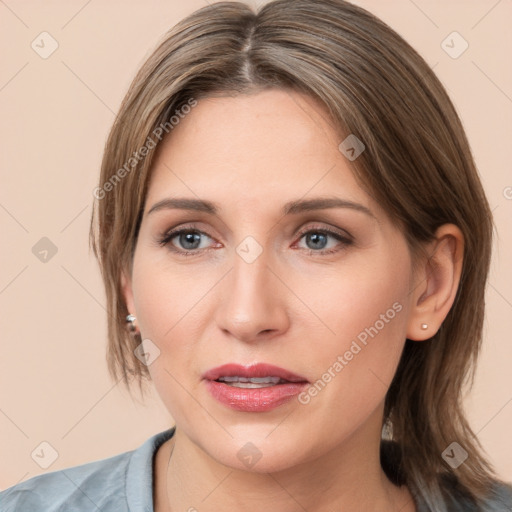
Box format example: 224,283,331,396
203,363,309,383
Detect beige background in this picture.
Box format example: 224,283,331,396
1,0,511,490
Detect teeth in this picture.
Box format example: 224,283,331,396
247,377,281,384
230,382,274,388
218,376,283,387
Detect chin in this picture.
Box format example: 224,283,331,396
202,430,313,474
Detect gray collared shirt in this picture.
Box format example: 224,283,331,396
1,428,175,512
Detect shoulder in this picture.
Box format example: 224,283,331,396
480,480,512,510
442,477,512,511
0,450,132,512
380,442,512,511
0,427,175,512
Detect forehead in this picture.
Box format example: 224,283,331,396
145,89,378,217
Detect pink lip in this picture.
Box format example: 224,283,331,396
203,363,309,412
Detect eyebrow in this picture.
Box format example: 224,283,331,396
147,196,375,218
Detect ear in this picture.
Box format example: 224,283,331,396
406,224,464,341
121,269,136,318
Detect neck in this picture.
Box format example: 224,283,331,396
154,409,415,512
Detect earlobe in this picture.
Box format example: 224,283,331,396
406,224,464,341
121,270,141,335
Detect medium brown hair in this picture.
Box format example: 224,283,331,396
90,0,498,508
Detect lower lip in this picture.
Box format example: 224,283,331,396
205,380,308,412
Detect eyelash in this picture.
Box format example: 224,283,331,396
157,223,353,257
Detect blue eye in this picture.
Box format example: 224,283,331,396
159,228,214,255
296,229,353,255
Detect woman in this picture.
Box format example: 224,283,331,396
1,0,511,510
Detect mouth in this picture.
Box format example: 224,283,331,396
203,363,309,412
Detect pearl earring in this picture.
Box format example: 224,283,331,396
126,314,137,333
421,323,428,330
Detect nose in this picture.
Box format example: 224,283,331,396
214,247,290,344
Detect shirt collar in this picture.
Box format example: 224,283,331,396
125,426,176,512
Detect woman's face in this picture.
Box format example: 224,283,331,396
125,89,417,472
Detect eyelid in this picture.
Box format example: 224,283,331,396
295,222,353,241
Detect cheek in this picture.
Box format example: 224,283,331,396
297,249,410,353
130,253,219,385
295,251,412,428
130,258,205,422
131,251,206,340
